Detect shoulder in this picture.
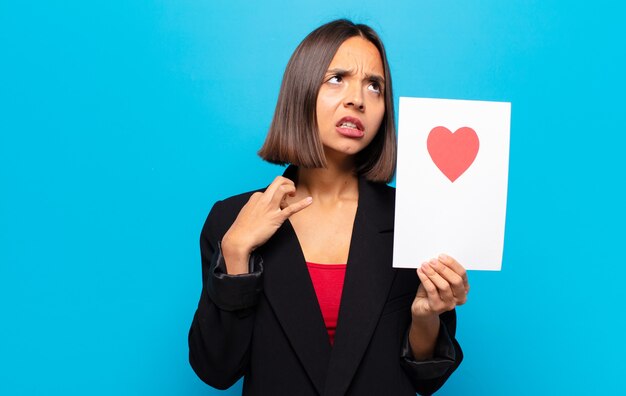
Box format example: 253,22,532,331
368,180,395,198
361,179,395,209
358,179,395,231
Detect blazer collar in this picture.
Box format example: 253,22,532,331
260,165,396,396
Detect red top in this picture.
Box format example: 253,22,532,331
306,262,347,346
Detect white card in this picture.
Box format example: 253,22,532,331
393,97,511,271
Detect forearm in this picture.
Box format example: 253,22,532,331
408,313,440,360
189,290,255,389
221,233,252,275
401,310,461,394
190,229,263,388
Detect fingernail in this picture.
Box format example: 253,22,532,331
438,253,450,262
422,262,430,271
429,258,438,267
306,197,313,204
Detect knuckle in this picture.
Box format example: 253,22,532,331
274,176,293,186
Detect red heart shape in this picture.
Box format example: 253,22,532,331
427,126,480,182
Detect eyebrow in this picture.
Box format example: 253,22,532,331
326,68,386,85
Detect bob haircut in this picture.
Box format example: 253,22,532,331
258,19,396,183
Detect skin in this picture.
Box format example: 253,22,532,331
221,36,469,360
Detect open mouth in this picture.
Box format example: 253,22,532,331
335,117,365,138
336,117,364,131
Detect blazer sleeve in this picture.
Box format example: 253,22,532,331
188,200,264,390
399,309,463,396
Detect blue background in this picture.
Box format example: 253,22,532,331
1,1,625,395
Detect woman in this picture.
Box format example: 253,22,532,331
189,19,469,395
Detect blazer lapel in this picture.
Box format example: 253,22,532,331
323,177,396,396
259,166,332,395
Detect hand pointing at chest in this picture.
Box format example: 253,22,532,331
221,176,313,275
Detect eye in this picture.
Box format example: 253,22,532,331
367,82,382,94
327,75,343,84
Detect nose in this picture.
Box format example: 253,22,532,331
343,84,365,111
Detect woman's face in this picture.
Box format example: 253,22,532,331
316,36,386,160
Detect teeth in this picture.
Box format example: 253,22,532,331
340,122,358,129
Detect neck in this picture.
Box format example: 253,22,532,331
297,153,358,200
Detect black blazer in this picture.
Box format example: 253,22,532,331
189,166,462,395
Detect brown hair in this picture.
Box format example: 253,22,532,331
258,19,396,183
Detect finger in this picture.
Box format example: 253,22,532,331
264,176,295,199
418,265,450,313
281,196,313,218
249,191,263,202
438,253,469,293
421,261,455,303
271,184,297,207
414,270,428,299
416,266,438,298
430,260,467,303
